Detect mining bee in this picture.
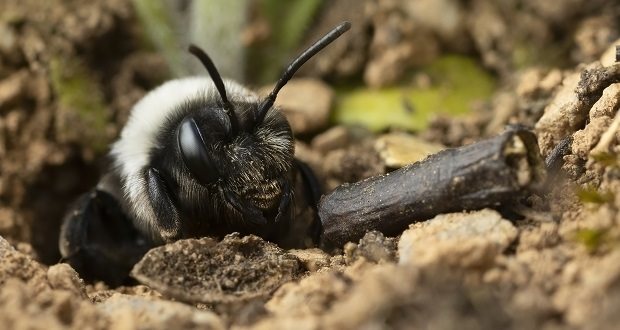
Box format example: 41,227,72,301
60,22,351,285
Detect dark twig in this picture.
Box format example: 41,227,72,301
319,128,546,247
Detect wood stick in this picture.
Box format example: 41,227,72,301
319,128,546,247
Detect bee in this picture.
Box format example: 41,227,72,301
59,22,351,285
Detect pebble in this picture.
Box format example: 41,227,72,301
131,234,301,304
398,209,518,268
98,294,225,330
0,235,50,292
262,78,334,134
589,83,620,120
47,263,88,299
374,132,444,168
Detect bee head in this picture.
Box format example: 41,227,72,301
176,21,351,222
177,45,295,214
112,22,350,243
176,95,294,212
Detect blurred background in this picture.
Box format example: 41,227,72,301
0,0,618,264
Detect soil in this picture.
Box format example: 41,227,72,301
1,0,620,329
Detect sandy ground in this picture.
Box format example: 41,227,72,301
1,0,620,329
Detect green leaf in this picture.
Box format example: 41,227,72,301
332,55,496,132
132,0,184,76
576,186,615,205
590,152,620,167
248,0,324,84
49,57,109,153
574,228,607,253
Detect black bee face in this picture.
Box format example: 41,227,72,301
178,101,294,198
176,101,294,211
144,96,295,242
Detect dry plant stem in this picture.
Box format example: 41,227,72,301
319,128,546,247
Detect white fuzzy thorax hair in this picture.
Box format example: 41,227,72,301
110,77,259,241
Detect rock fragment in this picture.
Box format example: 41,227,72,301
98,294,224,330
265,271,351,318
131,234,301,304
47,263,88,299
374,132,444,168
398,209,518,268
288,248,331,272
344,231,397,264
262,78,334,135
0,235,50,292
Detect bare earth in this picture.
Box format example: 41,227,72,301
1,0,620,329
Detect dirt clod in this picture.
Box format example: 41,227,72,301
398,209,518,269
98,294,225,330
262,78,334,135
131,234,302,304
47,263,88,299
2,0,620,329
0,235,50,292
344,231,397,264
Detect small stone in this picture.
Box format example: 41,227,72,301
0,235,50,292
288,248,331,272
265,271,351,317
398,209,518,268
574,16,617,63
323,145,385,189
374,132,444,168
0,70,28,110
589,83,620,120
262,78,334,134
131,234,301,304
516,68,546,98
311,125,375,154
571,116,612,159
0,278,108,329
554,249,620,327
0,208,18,238
293,141,323,178
47,263,88,299
311,126,351,153
344,231,397,264
0,23,21,64
539,69,563,94
98,293,224,330
535,71,586,155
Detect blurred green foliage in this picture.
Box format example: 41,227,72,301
49,57,109,153
577,186,615,205
574,228,608,253
332,55,497,132
129,2,499,134
590,152,620,168
132,0,323,83
248,0,324,84
132,0,185,76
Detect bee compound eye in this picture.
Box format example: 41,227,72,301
177,117,220,184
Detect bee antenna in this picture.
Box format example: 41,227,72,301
188,44,239,133
256,21,351,123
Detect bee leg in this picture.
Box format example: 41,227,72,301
294,159,323,242
59,189,152,287
146,168,182,241
274,180,292,223
294,159,322,207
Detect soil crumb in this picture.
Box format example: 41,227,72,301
131,234,301,305
2,0,620,329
